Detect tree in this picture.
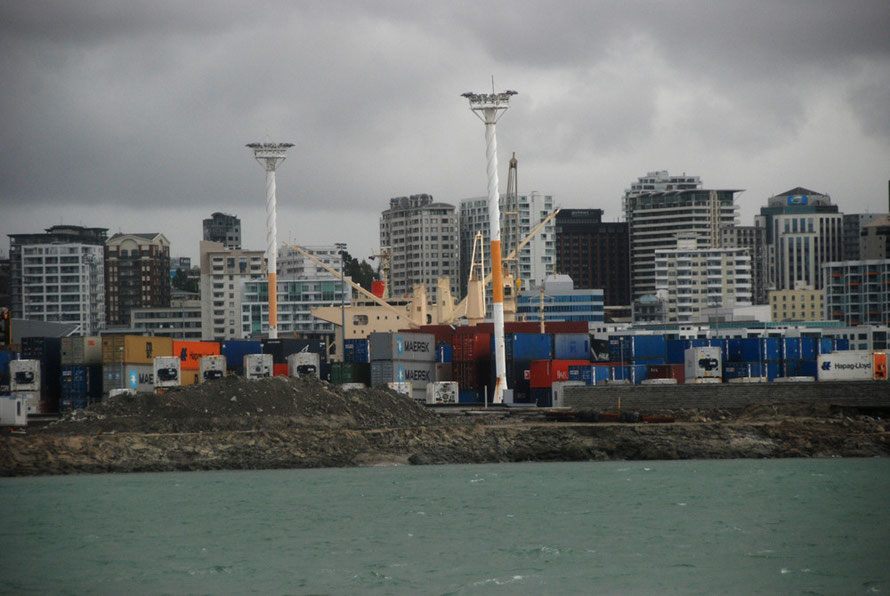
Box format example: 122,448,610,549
339,251,378,291
172,269,199,294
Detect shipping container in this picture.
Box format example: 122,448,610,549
272,363,288,377
371,360,438,392
102,365,125,395
287,352,320,378
646,364,686,384
554,333,591,360
453,359,491,390
386,382,413,397
243,354,273,379
199,355,226,382
221,340,262,373
609,335,666,362
61,336,102,365
11,390,40,415
529,359,593,388
344,339,370,363
370,332,436,362
102,335,173,365
530,387,552,407
458,389,483,404
262,338,328,365
21,337,61,411
426,381,458,404
415,325,455,347
153,357,181,388
452,332,491,361
817,351,884,381
435,363,452,383
330,362,371,385
0,396,27,426
180,370,200,386
666,339,720,364
10,360,40,392
60,365,102,411
124,364,156,393
173,340,220,370
685,347,722,380
504,333,552,361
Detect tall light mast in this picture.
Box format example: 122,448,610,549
462,87,517,404
247,141,293,340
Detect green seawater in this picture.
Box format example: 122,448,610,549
1,459,888,595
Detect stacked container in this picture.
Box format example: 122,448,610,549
370,332,437,401
338,339,371,385
61,336,103,411
21,337,62,413
10,359,41,414
720,338,780,382
102,335,173,394
452,328,491,403
0,350,12,393
781,337,817,378
609,335,666,365
262,339,327,366
504,333,553,404
287,352,320,378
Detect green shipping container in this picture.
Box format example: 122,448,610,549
330,362,371,385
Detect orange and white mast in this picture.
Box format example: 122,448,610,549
247,141,293,340
462,86,516,404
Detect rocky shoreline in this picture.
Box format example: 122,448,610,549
1,376,888,477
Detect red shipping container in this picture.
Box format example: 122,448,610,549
172,340,221,370
413,325,455,347
273,363,288,376
544,321,589,334
452,332,491,361
529,359,592,388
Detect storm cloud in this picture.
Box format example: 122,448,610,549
1,0,888,261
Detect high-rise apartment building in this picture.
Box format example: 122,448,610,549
623,171,739,301
554,209,630,306
105,233,170,328
459,192,555,299
843,214,883,261
860,216,890,260
654,235,752,323
719,225,767,305
769,281,823,323
199,240,265,340
823,259,890,327
8,225,107,334
754,187,843,292
379,194,460,302
203,212,241,249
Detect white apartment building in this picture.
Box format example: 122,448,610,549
379,194,460,302
131,295,203,339
9,226,107,335
655,236,752,324
754,187,843,292
240,277,348,338
623,172,740,301
199,241,266,340
459,191,556,299
278,245,343,278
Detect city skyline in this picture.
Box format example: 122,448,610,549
1,2,888,263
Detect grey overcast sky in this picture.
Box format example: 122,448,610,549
1,1,888,263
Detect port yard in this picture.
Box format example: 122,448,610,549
2,375,888,476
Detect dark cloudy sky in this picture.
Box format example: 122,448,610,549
2,1,888,263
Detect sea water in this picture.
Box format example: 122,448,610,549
1,458,888,594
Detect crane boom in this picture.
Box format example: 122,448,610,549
286,244,420,328
450,207,562,320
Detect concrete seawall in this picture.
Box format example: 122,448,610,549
563,381,890,412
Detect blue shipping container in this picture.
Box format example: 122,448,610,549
567,365,593,385
553,334,590,361
221,340,263,371
459,389,483,404
503,334,552,361
344,339,370,363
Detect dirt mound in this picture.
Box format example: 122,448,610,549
39,376,441,435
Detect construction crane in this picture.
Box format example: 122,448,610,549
447,206,562,322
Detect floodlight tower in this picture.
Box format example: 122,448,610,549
462,87,517,404
247,141,293,340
